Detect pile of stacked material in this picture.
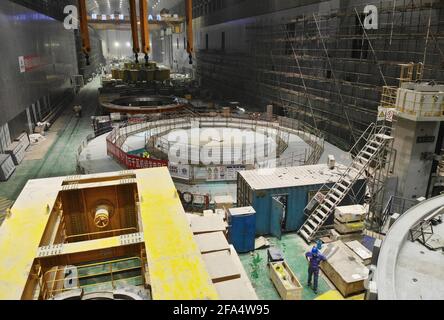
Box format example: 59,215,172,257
334,204,366,237
4,132,29,166
111,61,171,83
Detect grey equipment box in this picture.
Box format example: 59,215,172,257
14,132,30,150
4,141,26,165
267,247,284,264
0,154,15,181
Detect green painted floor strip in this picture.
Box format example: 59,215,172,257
239,233,331,300
0,79,99,203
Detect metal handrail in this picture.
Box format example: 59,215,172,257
300,124,390,238
41,257,142,299
381,194,418,229
107,114,325,170
303,124,379,214
75,133,96,174
64,227,138,242
349,122,376,158
153,127,304,167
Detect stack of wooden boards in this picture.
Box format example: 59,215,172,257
320,240,371,297
213,195,235,210
333,205,366,238
187,213,258,300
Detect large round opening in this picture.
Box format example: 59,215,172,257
111,96,176,108
101,94,186,114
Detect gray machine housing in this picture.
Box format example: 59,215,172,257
0,154,15,181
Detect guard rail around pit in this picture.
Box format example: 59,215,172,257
106,113,324,170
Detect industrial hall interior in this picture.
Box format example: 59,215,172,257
0,0,443,302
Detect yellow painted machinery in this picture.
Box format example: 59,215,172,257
0,168,218,300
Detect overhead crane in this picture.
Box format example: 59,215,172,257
77,0,194,65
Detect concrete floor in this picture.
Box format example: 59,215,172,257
0,79,100,204
375,196,444,300
239,233,331,300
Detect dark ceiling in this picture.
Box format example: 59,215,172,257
86,0,183,15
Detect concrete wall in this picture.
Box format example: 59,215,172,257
97,30,135,59
0,0,79,148
392,118,440,200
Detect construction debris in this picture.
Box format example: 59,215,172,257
254,236,270,250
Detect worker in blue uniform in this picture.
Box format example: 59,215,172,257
305,247,327,294
316,239,323,250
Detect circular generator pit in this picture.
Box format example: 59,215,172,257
120,116,321,184
101,95,186,114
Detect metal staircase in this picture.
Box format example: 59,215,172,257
298,124,393,243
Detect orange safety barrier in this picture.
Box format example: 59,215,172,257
106,127,168,169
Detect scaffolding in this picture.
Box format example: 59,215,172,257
197,0,444,149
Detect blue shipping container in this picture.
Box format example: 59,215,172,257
237,165,366,236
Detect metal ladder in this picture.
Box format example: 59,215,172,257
298,124,393,243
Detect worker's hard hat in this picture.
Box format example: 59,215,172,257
311,247,319,255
